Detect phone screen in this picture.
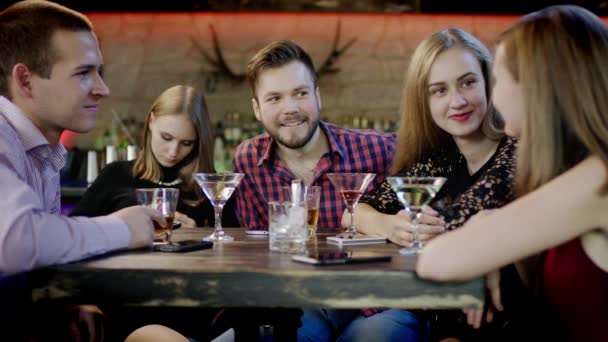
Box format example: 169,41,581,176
154,240,213,253
292,251,392,265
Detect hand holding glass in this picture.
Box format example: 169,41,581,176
386,177,446,255
193,173,244,242
135,188,180,245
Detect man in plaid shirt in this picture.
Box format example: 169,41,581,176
232,40,422,341
233,40,395,231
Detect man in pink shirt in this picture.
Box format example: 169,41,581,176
0,0,164,338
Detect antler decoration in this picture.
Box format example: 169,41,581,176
192,21,356,93
316,21,357,77
191,25,246,93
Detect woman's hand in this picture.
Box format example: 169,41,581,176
174,211,196,228
384,210,415,246
416,206,446,243
463,269,503,329
67,305,106,342
385,207,445,246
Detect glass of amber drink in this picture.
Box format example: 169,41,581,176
304,185,321,237
135,188,180,245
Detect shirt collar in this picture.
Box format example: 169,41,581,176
0,96,66,169
0,96,51,152
256,121,346,166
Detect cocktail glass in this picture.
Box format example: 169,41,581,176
193,173,244,241
327,173,375,238
386,176,446,255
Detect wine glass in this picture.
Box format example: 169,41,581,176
386,176,446,255
193,173,244,241
327,173,376,238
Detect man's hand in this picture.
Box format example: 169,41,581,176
112,206,165,248
174,211,196,228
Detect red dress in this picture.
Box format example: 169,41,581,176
540,237,608,341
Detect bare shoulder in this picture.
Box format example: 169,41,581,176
581,230,608,272
579,157,608,230
581,157,608,272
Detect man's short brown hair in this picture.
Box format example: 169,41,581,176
0,0,93,97
246,40,317,99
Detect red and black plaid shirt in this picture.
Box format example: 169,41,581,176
232,122,395,230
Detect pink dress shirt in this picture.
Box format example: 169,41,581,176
0,96,130,276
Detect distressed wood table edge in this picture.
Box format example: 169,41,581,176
29,228,484,309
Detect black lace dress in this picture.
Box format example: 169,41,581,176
360,136,517,230
70,160,240,227
361,136,521,341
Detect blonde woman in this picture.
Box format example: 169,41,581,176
418,6,608,341
72,85,239,228
354,28,515,247
300,29,517,342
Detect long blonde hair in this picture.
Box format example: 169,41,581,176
391,28,503,174
133,85,215,204
498,5,608,195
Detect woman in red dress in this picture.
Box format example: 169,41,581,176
417,5,608,341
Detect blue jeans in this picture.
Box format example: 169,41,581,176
298,309,425,342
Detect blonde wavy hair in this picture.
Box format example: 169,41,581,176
497,5,608,195
133,85,215,204
391,28,503,174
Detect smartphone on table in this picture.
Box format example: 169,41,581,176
292,250,392,265
154,240,213,253
245,230,269,236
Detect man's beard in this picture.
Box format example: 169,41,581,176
272,116,320,149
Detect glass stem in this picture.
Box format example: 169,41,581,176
412,211,422,249
347,204,355,234
214,204,224,237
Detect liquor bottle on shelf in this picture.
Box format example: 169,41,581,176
360,116,369,130
214,121,228,172
231,111,242,146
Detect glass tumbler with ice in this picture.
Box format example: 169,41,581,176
268,201,308,253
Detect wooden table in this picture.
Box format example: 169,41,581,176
29,228,484,310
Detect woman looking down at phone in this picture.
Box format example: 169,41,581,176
71,85,239,228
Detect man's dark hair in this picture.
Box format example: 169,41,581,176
246,40,317,98
0,0,93,97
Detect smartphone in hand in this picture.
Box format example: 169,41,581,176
154,240,213,253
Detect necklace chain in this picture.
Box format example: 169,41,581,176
155,178,182,186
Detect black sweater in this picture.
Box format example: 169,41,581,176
70,160,240,228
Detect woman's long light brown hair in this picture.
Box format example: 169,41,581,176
133,85,215,204
497,5,608,196
391,28,503,174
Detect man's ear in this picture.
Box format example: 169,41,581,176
252,97,262,122
11,64,34,99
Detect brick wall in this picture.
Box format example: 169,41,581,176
80,12,519,148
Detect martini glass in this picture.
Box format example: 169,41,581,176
386,176,446,255
193,173,244,241
327,173,376,238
